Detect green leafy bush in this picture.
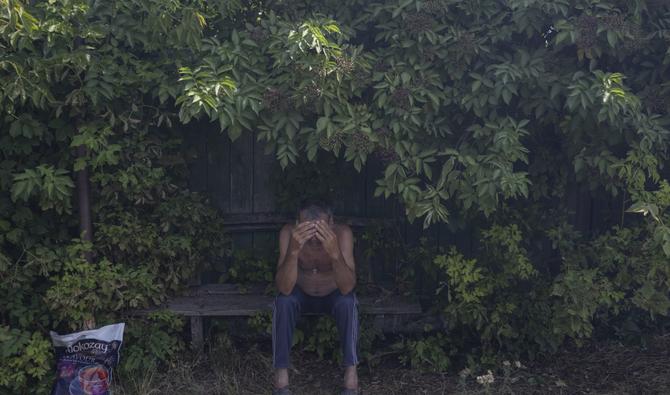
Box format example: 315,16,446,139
224,250,275,285
394,332,454,372
120,312,186,376
3,0,670,389
0,326,52,395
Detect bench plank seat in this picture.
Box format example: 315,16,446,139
132,284,425,351
135,293,422,317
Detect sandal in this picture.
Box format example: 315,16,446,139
272,386,292,395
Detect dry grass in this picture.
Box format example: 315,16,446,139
113,335,272,395
112,333,670,395
527,334,670,395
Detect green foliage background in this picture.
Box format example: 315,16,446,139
2,0,670,392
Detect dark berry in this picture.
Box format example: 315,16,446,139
373,146,400,164
263,88,291,112
406,12,435,34
335,56,355,74
576,15,598,51
422,0,446,16
391,88,411,110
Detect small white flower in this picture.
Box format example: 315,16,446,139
514,361,523,369
476,370,495,385
503,360,511,367
459,368,471,379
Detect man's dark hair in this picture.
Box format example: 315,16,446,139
297,198,333,220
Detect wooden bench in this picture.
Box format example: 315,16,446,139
134,214,425,351
135,283,424,351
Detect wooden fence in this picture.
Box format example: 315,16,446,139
183,122,629,292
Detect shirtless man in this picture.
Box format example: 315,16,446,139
272,200,359,395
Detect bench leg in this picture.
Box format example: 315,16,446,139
190,316,204,353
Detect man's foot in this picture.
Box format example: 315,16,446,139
343,365,358,392
274,368,289,389
273,368,291,394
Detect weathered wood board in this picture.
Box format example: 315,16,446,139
135,291,422,317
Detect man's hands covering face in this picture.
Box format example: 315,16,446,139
289,219,340,259
289,221,317,254
314,220,340,259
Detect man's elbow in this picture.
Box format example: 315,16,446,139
277,285,294,296
339,280,356,295
276,278,295,296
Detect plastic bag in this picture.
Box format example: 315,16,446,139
50,323,125,395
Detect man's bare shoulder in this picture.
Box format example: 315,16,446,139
333,223,353,239
280,223,294,235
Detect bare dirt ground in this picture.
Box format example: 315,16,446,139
114,334,670,395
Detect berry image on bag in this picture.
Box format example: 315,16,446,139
49,323,125,395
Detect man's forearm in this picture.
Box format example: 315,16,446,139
276,250,299,295
331,250,355,294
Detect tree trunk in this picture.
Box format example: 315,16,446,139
76,144,94,262
76,143,95,330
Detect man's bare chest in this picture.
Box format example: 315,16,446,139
298,247,332,272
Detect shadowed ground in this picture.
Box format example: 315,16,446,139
113,334,670,395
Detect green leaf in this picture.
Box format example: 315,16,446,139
316,117,329,133
663,242,670,258
228,124,243,141
392,0,413,18
626,202,661,222
472,80,482,92
232,29,240,46
607,30,616,48
555,31,570,45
